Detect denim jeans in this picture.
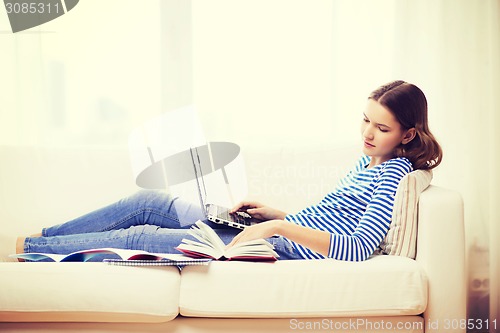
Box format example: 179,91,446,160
24,190,303,260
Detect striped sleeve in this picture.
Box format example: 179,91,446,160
327,159,412,261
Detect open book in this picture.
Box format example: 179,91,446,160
176,220,279,261
9,248,211,266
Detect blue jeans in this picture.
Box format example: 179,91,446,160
24,190,303,260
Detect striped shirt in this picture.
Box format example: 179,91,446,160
284,155,413,261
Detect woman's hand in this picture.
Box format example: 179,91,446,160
230,201,287,221
226,220,282,248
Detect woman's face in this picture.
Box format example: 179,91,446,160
360,99,413,167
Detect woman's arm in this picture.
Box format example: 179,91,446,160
229,201,330,254
230,201,288,221
228,191,394,260
228,159,413,261
227,219,331,257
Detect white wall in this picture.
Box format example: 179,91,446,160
192,0,336,149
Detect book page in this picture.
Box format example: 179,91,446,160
176,239,221,259
224,239,278,259
177,221,278,261
194,220,226,250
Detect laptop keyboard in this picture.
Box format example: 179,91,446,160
210,205,253,226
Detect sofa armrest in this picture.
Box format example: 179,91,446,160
415,185,466,333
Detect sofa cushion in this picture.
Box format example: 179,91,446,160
377,170,433,259
0,263,180,322
179,255,427,318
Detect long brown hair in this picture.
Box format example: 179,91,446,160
369,80,443,170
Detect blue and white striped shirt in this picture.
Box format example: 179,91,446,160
284,155,413,261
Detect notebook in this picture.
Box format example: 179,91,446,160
103,258,211,267
189,147,259,230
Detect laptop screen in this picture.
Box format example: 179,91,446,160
189,147,211,215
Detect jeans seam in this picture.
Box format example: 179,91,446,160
28,234,142,248
99,208,180,232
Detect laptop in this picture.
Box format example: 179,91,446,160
189,147,259,229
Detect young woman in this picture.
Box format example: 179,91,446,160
17,80,442,262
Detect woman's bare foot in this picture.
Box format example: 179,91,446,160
16,233,41,261
16,237,26,261
16,237,25,254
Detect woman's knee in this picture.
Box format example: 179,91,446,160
124,190,176,211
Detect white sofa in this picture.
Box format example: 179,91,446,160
0,144,466,333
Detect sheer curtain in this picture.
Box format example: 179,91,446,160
390,1,499,325
487,0,500,326
0,1,164,147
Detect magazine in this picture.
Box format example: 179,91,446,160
10,248,211,266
